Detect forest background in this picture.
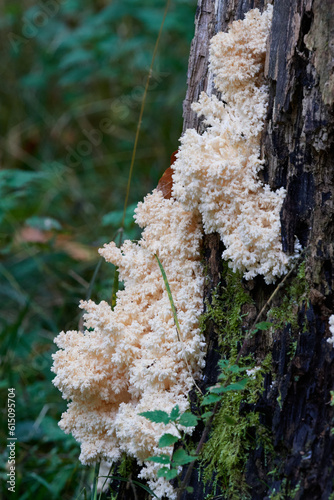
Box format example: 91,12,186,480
0,1,197,498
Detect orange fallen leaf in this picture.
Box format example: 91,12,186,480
157,150,178,200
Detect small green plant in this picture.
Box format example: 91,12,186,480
139,405,198,483
139,357,257,497
201,359,250,407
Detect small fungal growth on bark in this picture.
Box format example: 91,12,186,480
172,6,297,284
52,189,205,499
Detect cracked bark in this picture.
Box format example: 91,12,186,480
181,0,334,499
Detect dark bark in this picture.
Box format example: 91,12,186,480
181,0,334,499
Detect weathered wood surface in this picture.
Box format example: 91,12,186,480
182,0,334,499
260,1,334,498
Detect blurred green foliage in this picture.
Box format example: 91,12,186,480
0,0,196,497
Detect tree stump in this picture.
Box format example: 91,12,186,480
180,0,334,498
117,1,334,498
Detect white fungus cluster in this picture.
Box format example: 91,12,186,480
327,315,334,346
172,6,292,284
52,189,205,499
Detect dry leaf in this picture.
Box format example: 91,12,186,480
157,150,178,199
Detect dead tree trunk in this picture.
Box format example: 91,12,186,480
116,1,334,498
181,0,334,499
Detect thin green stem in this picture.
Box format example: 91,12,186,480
154,254,203,395
91,462,100,500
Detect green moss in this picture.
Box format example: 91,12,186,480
200,263,273,498
198,262,310,498
268,261,309,331
200,262,252,360
201,366,273,499
117,452,136,479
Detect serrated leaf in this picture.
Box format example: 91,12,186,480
172,448,197,466
146,454,171,464
217,359,229,370
178,412,198,427
139,410,170,425
201,393,221,406
158,433,179,448
222,378,249,392
227,364,249,374
169,405,180,421
157,467,179,480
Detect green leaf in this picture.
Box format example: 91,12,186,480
102,203,137,228
29,472,54,493
226,364,249,374
223,378,249,392
217,366,248,380
222,414,238,425
201,393,221,406
26,216,62,231
158,433,179,448
217,359,229,371
58,49,94,70
157,467,179,480
169,405,180,421
146,454,171,465
0,169,43,189
209,385,226,394
254,321,272,331
178,412,198,427
209,378,248,394
172,448,197,466
186,487,194,493
201,411,213,420
139,410,170,425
